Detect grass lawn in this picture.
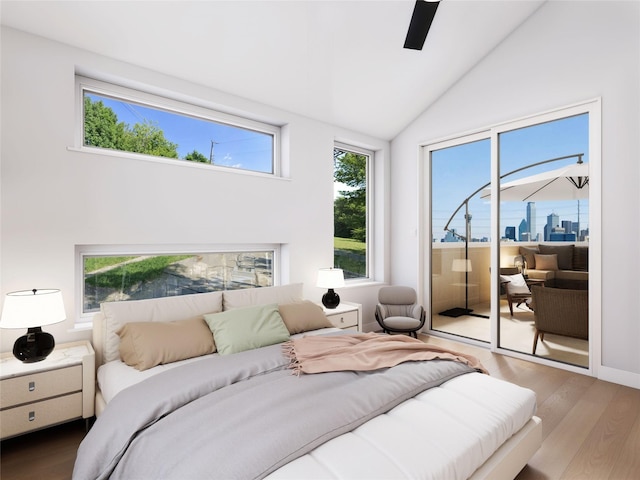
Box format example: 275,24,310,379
334,237,365,254
334,237,366,277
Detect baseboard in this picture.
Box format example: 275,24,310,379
598,365,640,389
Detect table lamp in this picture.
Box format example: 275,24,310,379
0,289,66,363
316,268,345,309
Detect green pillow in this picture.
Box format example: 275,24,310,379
203,304,290,355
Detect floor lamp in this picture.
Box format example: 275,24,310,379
439,203,488,318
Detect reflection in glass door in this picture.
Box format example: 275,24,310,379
496,114,590,368
430,138,491,343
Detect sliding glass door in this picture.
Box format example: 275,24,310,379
424,101,598,371
430,136,491,343
497,114,590,367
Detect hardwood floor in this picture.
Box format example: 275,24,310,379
421,334,640,480
0,420,86,480
1,336,638,479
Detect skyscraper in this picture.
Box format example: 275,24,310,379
518,219,528,241
526,202,536,241
545,212,559,241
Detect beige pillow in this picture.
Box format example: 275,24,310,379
534,254,559,271
538,244,574,270
117,316,215,371
278,301,333,334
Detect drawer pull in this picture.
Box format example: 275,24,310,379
29,381,36,392
340,316,345,323
28,411,35,422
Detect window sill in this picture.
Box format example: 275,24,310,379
67,146,291,181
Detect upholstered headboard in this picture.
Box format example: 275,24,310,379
92,283,304,367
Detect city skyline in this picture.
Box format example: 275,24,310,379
432,113,589,243
437,200,589,243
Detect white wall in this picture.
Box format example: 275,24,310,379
391,1,640,386
0,27,390,351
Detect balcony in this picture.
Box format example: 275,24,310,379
430,241,588,368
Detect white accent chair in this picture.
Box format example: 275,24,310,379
375,286,425,338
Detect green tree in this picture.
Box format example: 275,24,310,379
334,151,366,242
84,97,127,149
84,96,179,159
122,121,179,158
184,150,209,163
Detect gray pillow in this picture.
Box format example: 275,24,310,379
519,246,539,269
204,304,290,355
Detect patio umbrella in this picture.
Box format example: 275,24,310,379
480,159,589,202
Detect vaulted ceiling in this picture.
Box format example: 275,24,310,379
0,0,545,140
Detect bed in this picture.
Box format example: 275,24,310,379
74,284,541,480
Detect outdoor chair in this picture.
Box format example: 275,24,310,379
375,286,425,338
499,267,533,315
531,286,588,354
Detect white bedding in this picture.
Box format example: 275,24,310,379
268,372,536,480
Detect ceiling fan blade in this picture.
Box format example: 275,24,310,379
404,1,440,50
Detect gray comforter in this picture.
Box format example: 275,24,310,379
73,342,475,480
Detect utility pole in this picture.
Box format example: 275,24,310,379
209,140,218,164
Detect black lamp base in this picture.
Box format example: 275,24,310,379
13,327,55,363
321,288,341,309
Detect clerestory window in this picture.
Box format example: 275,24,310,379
78,247,277,318
77,76,279,175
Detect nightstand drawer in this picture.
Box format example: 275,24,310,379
0,365,82,408
327,310,358,329
0,392,83,439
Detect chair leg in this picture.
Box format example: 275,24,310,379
532,328,539,354
508,298,514,316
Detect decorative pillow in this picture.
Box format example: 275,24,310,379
539,244,574,270
519,246,539,269
117,316,216,371
499,273,530,295
278,301,333,334
100,290,223,363
534,254,559,271
204,304,290,355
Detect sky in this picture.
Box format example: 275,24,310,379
432,113,590,242
86,93,274,173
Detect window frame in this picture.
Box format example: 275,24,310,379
75,244,281,324
333,142,373,282
75,76,281,177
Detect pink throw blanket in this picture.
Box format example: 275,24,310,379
283,332,488,375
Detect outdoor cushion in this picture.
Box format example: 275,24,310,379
538,244,574,270
534,254,559,271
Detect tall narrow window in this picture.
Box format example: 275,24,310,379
333,144,370,280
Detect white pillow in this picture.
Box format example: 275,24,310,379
500,273,530,295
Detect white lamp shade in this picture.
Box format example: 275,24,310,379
316,268,345,289
0,289,66,329
452,259,472,272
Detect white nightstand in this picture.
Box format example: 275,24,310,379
323,301,362,332
0,340,95,439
